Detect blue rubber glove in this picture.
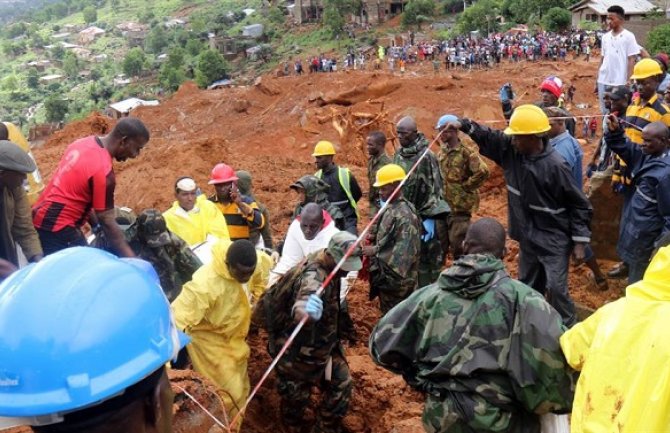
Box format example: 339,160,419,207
422,218,436,242
305,294,323,321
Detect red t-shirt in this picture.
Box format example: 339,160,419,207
33,136,115,231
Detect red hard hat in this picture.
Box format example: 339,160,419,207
208,163,238,185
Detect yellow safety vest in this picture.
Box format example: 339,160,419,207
315,166,359,219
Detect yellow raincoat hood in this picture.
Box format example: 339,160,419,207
560,246,670,433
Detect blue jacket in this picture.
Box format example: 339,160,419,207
550,131,584,190
605,129,670,263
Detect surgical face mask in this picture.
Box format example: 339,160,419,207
379,199,387,208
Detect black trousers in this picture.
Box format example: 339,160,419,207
37,226,87,256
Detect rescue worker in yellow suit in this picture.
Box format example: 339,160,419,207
560,240,670,432
171,239,271,427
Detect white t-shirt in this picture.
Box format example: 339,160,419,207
597,29,640,86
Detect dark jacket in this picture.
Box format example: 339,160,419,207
605,128,670,264
462,119,592,256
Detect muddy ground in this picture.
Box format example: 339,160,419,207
21,57,627,432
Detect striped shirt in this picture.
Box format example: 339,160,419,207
625,94,670,144
209,195,264,242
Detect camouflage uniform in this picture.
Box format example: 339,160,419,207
292,175,346,231
370,254,575,433
133,209,203,302
437,141,490,259
368,196,421,313
367,152,392,217
268,250,352,433
393,133,450,287
236,170,274,249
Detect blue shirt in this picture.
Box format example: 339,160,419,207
550,131,584,189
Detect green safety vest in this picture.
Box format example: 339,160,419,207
315,166,359,219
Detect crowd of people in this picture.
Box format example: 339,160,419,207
2,4,670,433
286,28,602,76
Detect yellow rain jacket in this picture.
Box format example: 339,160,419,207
171,240,270,420
163,194,230,246
560,245,670,433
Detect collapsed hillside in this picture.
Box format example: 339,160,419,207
30,59,624,432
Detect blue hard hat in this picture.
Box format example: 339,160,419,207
435,114,459,129
0,247,189,421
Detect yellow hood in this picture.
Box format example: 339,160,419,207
626,245,670,301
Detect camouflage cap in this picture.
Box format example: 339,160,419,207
113,206,137,229
137,209,170,247
235,170,252,195
327,231,362,272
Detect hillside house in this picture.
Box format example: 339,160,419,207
165,18,187,28
106,98,159,118
26,60,51,72
78,26,106,45
242,24,264,38
569,0,657,26
116,22,148,47
39,74,65,84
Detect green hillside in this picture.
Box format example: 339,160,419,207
0,0,292,128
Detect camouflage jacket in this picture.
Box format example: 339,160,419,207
268,250,342,378
130,232,203,302
437,141,490,214
370,254,575,428
393,134,450,219
367,152,392,216
369,196,421,291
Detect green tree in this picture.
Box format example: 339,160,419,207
159,63,186,92
2,75,19,92
578,19,601,31
51,44,65,60
457,0,500,33
322,5,345,36
63,51,80,78
195,49,227,88
45,96,69,122
166,46,186,68
82,5,97,23
268,6,285,24
27,69,40,89
185,38,204,57
542,7,571,31
647,24,670,55
122,47,147,77
146,25,168,53
402,0,436,29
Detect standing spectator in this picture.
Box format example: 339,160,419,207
604,118,670,283
595,5,640,114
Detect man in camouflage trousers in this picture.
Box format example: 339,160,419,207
263,232,362,433
290,175,346,231
366,130,392,217
393,116,450,287
370,218,575,433
362,164,421,313
132,209,203,301
435,114,490,259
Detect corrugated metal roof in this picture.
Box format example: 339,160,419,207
109,98,159,114
569,0,657,14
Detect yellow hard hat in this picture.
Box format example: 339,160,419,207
503,104,551,136
374,164,406,187
630,58,663,80
312,140,336,157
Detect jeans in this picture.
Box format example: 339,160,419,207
519,246,576,327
